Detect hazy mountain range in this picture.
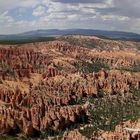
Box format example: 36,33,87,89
0,29,140,42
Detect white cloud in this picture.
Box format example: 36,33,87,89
0,11,14,25
33,5,47,16
0,0,140,34
101,15,129,21
0,0,40,13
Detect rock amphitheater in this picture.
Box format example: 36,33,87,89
0,36,140,139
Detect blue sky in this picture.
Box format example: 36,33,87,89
0,0,140,34
9,7,38,21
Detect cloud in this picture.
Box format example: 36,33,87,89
0,0,140,34
0,0,41,13
96,0,140,19
101,15,129,21
0,11,14,25
114,0,140,18
33,5,47,16
51,0,106,4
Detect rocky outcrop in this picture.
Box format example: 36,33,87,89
0,85,87,136
98,119,140,140
0,69,139,136
0,38,140,138
62,129,87,140
42,69,140,97
0,100,87,136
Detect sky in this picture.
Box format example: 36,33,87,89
0,0,140,34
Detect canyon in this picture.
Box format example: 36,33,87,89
0,35,140,139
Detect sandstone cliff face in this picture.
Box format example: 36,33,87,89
0,85,87,136
0,69,139,136
0,40,139,80
42,69,140,97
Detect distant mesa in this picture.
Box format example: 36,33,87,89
0,29,140,43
